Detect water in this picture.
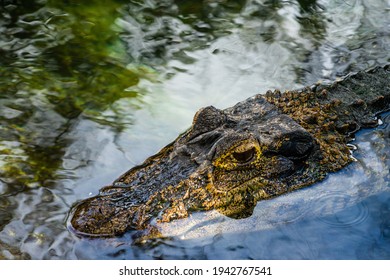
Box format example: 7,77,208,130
0,0,389,259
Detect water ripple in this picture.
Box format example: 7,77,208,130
314,192,369,228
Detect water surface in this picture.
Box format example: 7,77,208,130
0,0,389,259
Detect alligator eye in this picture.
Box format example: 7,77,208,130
232,147,256,164
213,139,259,170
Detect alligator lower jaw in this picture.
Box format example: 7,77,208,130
211,170,324,202
209,176,271,198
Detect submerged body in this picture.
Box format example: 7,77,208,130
69,65,390,237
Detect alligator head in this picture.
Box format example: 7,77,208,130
69,65,389,237
69,95,329,236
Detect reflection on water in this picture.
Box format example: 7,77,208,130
0,0,389,259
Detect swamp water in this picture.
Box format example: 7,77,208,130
0,0,389,259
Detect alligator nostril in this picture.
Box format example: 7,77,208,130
284,140,313,157
264,156,295,178
278,132,314,160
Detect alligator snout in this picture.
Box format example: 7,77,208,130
69,187,146,236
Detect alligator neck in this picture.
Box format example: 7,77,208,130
266,65,390,173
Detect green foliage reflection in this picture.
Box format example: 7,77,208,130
0,0,137,190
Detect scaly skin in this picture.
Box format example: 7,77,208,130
69,65,390,237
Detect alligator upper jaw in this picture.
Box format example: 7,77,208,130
67,209,115,238
67,188,144,237
67,200,113,238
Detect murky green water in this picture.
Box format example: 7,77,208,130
0,0,389,259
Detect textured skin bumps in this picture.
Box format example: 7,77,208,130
69,65,390,237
